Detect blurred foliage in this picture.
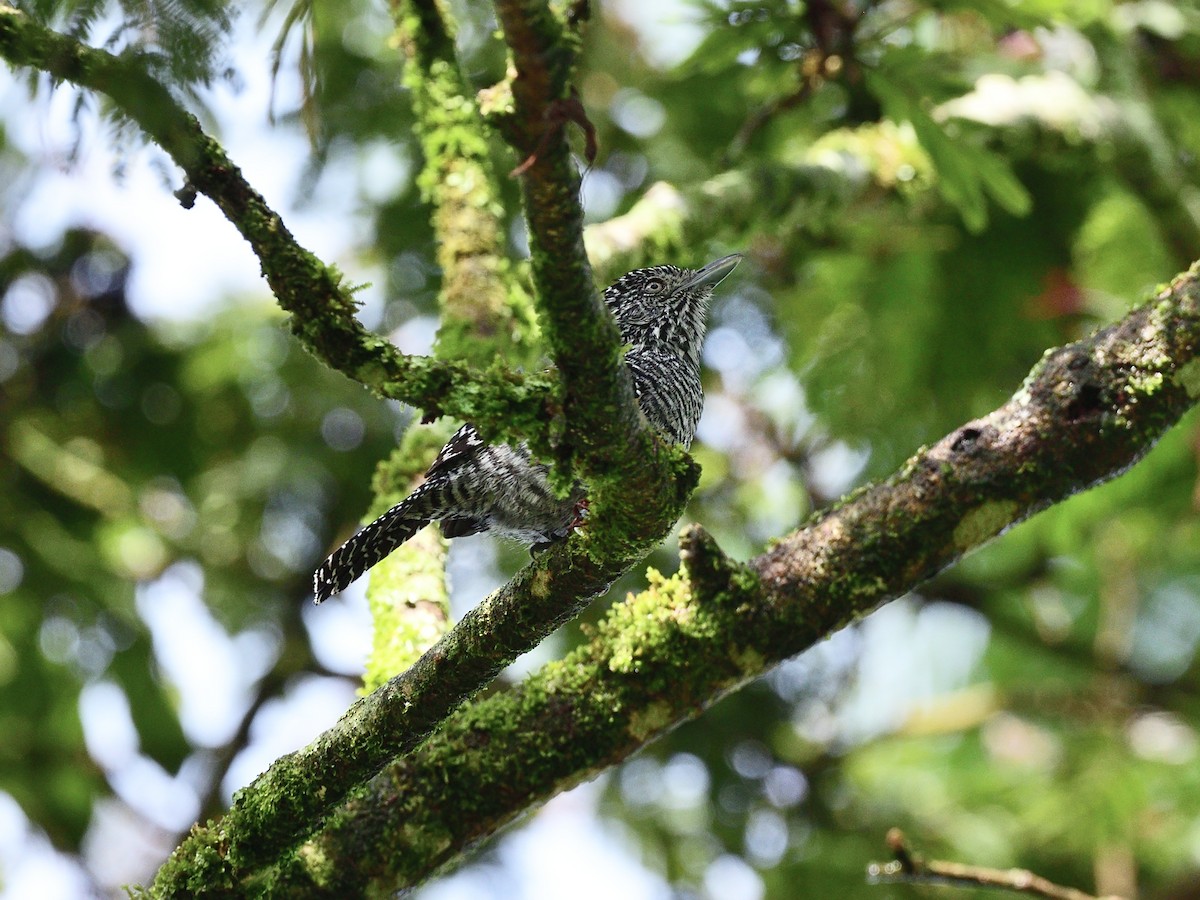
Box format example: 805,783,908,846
0,226,401,851
19,0,233,88
4,0,1200,897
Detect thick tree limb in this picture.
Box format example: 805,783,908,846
0,5,553,442
252,266,1200,895
149,437,698,895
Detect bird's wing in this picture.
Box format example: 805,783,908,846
440,515,488,538
424,423,485,480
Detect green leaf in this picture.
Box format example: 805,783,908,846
867,69,1032,231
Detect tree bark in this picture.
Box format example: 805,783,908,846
254,267,1200,895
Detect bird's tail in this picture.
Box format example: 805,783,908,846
312,499,431,603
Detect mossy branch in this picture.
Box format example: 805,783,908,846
489,0,682,499
466,0,708,721
148,420,698,896
359,420,457,691
357,0,516,690
0,5,550,442
246,265,1200,894
390,0,534,365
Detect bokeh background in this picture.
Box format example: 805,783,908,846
3,0,1200,897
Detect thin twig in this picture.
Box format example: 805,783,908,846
868,829,1127,900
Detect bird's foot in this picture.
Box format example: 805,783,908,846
569,497,590,530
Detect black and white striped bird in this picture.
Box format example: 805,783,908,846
312,254,742,603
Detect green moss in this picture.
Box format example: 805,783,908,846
529,567,554,599
297,841,335,888
731,646,765,675
393,1,534,370
628,701,673,741
953,500,1019,551
362,526,450,694
1129,369,1165,396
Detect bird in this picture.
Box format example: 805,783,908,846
312,253,742,603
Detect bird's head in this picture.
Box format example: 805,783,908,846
603,253,742,359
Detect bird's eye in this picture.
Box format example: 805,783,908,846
645,277,667,295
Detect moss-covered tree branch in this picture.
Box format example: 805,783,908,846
488,0,695,524
0,5,551,441
251,265,1200,895
466,1,708,732
361,0,524,687
390,0,533,364
148,387,700,898
489,0,623,442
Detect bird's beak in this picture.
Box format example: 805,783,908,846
677,253,743,293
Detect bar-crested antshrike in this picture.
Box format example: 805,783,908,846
313,254,742,603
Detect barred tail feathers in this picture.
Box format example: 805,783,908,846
312,497,432,603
